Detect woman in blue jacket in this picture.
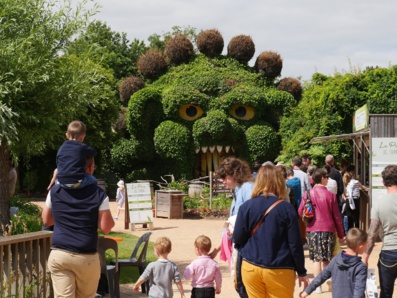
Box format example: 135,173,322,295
233,164,309,297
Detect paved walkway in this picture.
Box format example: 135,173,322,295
106,202,387,298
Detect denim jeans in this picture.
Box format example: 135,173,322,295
378,250,397,298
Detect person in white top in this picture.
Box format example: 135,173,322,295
325,165,337,195
342,165,368,230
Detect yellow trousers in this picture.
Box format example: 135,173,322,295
242,260,295,298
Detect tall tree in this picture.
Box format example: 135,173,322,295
0,0,118,228
68,20,148,80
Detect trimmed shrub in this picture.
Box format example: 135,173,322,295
277,77,303,101
112,107,128,135
197,29,224,58
255,51,283,79
165,34,194,65
137,49,168,80
246,123,280,162
118,76,145,102
227,35,255,64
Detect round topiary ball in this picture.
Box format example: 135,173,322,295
165,34,194,65
277,77,303,101
118,76,145,102
227,35,255,63
137,49,168,80
112,107,128,135
197,29,224,58
255,51,283,79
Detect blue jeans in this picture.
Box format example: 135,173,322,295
378,250,397,298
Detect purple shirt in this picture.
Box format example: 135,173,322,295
184,255,222,291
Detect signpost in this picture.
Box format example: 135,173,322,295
125,182,153,231
209,172,233,208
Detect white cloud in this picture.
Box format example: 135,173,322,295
74,0,397,80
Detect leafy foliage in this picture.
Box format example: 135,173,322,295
278,66,397,163
8,196,43,235
67,20,147,80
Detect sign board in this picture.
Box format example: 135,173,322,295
126,182,153,224
353,104,369,132
211,174,233,195
371,138,397,204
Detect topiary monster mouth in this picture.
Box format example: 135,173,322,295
194,145,235,176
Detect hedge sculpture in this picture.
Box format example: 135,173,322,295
113,29,302,180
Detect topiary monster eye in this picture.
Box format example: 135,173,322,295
229,104,255,120
179,104,204,121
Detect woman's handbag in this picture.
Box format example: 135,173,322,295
302,190,315,222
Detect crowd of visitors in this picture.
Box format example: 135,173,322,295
41,120,394,298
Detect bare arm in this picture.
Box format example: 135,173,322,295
42,205,54,227
209,245,221,259
47,169,57,190
133,278,145,292
175,281,186,298
98,210,115,234
363,218,381,265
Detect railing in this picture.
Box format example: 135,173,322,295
0,231,53,298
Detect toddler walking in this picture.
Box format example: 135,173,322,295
114,180,125,220
184,235,222,297
134,237,185,298
300,227,368,298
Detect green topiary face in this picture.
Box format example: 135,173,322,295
123,54,297,180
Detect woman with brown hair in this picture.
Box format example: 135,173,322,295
298,168,345,293
233,164,309,297
216,157,255,217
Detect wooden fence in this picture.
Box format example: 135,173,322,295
0,231,53,298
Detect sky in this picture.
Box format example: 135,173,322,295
76,0,397,81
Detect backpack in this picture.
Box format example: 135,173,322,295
302,190,315,222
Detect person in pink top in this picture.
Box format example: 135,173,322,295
298,168,345,294
184,235,222,298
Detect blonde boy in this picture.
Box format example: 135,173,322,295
184,235,222,298
300,228,368,298
134,237,185,298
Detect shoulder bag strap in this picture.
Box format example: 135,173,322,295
250,199,283,236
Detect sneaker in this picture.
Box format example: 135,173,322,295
315,286,322,294
113,217,118,220
326,279,332,292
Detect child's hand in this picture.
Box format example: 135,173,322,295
216,289,221,294
133,284,140,292
299,291,308,298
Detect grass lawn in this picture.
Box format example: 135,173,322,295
99,231,156,284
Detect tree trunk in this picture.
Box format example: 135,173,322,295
0,138,10,234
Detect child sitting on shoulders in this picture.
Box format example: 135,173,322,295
184,235,222,298
300,227,368,298
134,237,185,298
56,120,97,189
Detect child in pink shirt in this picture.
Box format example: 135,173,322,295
184,235,222,298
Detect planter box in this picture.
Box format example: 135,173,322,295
155,190,185,219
